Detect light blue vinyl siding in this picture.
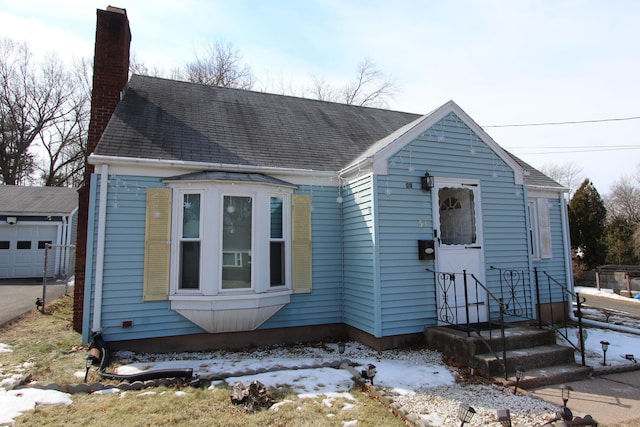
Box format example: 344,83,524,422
262,186,343,328
83,175,203,343
375,112,532,336
341,175,378,335
87,178,345,341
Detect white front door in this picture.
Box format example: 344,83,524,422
433,179,487,324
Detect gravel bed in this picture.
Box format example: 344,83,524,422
387,383,558,426
114,342,563,426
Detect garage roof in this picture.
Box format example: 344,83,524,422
0,186,78,216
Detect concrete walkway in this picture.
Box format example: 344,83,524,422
0,278,71,327
529,289,640,426
528,367,640,426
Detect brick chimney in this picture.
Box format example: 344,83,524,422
73,6,131,332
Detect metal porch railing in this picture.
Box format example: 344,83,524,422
535,267,587,366
426,266,587,378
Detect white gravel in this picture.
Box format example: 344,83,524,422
343,345,560,426
116,342,562,426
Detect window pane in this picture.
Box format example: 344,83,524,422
0,241,9,249
270,197,283,239
182,194,200,238
180,241,200,289
17,241,31,250
38,241,52,250
438,187,476,245
222,196,252,289
270,241,285,287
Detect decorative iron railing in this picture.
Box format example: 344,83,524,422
426,266,587,377
535,268,587,366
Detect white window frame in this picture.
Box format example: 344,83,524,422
528,200,541,260
528,196,552,260
177,190,204,294
168,182,293,299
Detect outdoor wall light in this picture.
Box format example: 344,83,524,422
361,363,377,385
600,340,610,366
421,171,434,191
496,408,512,427
6,216,16,224
514,366,525,395
561,384,573,407
458,404,476,427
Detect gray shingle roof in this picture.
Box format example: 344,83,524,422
0,185,78,215
95,74,564,190
506,153,566,190
95,75,419,171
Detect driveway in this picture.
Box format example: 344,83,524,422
0,278,71,327
580,290,640,318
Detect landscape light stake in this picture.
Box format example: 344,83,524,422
458,404,476,427
600,340,610,366
514,366,525,395
338,342,346,364
561,384,573,407
497,408,512,427
361,363,377,385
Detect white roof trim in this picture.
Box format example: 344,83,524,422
340,100,524,185
88,154,337,178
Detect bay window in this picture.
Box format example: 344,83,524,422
169,181,294,296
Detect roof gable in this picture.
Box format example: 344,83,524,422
359,101,525,185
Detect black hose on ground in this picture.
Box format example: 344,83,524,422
90,332,194,382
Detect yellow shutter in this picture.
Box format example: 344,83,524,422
143,187,172,301
291,194,312,294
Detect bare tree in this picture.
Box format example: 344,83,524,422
308,58,398,107
634,224,640,259
183,41,254,89
539,162,584,197
605,176,640,223
0,38,82,186
36,81,88,187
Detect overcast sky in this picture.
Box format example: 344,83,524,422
1,0,638,194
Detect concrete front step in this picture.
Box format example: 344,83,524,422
425,325,557,359
496,363,593,390
473,344,576,377
425,324,591,388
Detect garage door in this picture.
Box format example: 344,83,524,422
0,224,59,278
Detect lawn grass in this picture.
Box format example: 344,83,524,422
0,296,406,426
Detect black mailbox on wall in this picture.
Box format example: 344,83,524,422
418,240,435,260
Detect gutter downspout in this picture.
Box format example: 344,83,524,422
92,164,109,333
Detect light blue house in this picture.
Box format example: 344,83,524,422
81,72,571,351
78,5,572,352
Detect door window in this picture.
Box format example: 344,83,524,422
438,187,476,245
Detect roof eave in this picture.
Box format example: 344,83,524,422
88,154,337,178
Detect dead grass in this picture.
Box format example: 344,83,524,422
1,296,406,427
